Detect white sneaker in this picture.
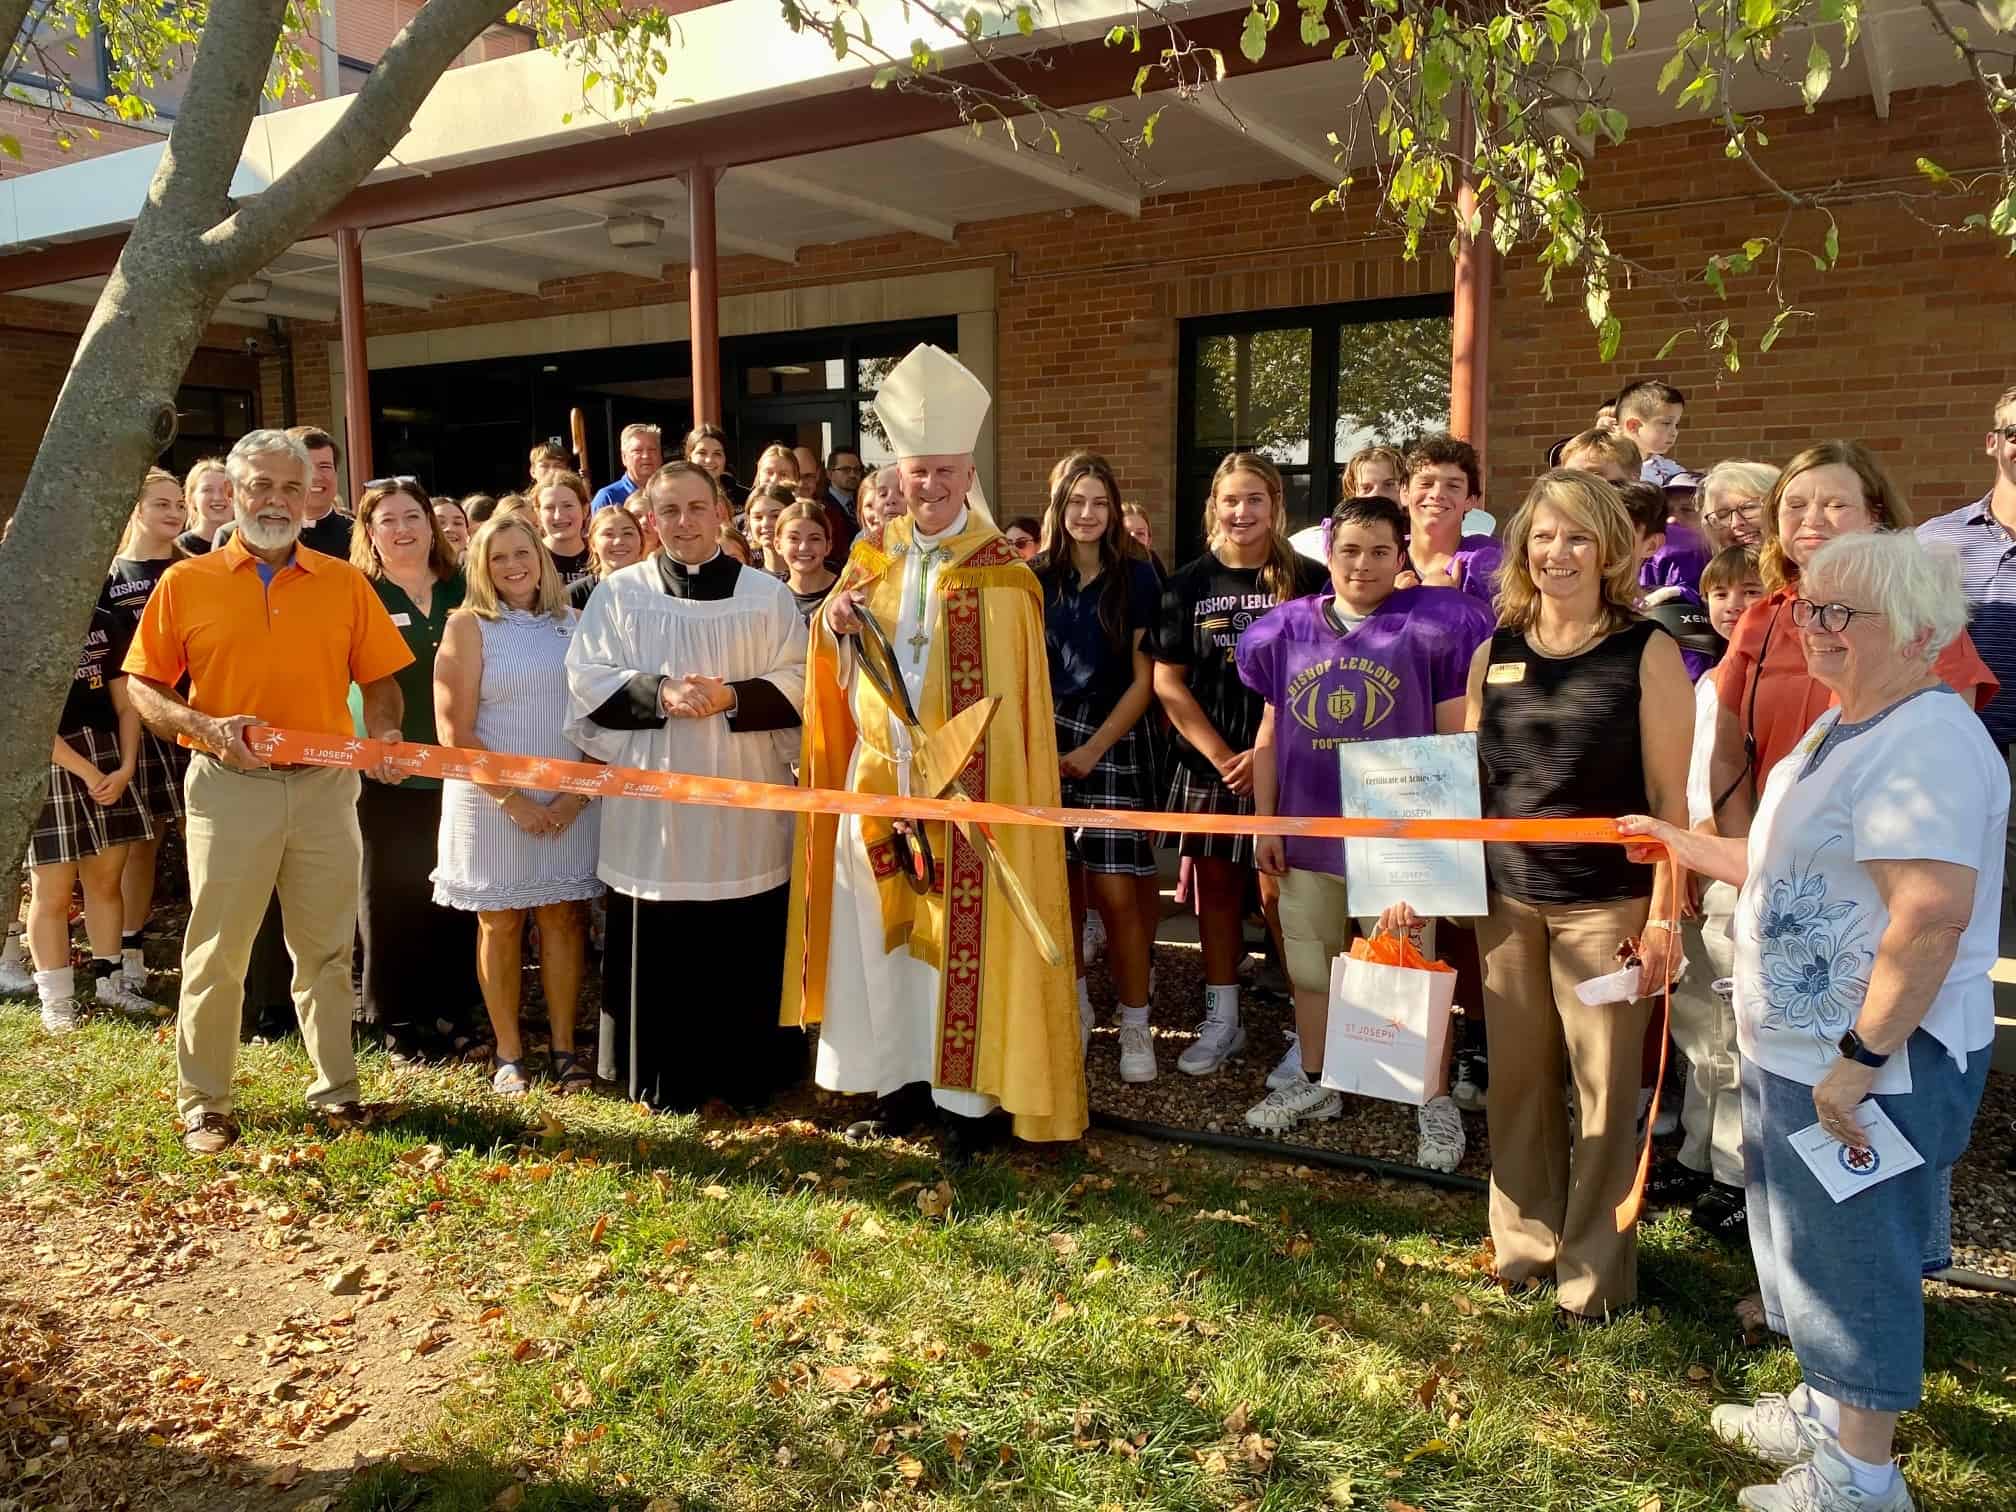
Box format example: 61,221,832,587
1415,1095,1465,1171
0,958,33,997
40,997,82,1034
1264,1032,1304,1090
1244,1079,1341,1131
1082,911,1107,963
96,976,165,1019
1079,994,1095,1059
1737,1440,1913,1512
1713,1384,1835,1468
1117,1022,1157,1083
1177,1012,1245,1075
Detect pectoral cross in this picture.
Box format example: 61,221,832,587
908,626,932,662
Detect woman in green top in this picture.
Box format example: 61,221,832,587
349,481,480,1062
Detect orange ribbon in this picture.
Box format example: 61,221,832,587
247,724,1675,1226
248,727,1633,847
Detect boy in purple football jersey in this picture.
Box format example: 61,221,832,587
1238,494,1495,1165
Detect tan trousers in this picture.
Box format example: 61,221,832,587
178,757,362,1121
1477,891,1652,1317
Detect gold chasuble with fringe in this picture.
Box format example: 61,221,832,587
781,511,1085,1144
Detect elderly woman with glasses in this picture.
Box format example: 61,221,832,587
1697,460,1778,552
1620,531,2004,1512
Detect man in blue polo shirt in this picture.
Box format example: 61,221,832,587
589,423,664,512
1918,383,2016,955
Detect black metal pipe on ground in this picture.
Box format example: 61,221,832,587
1088,1112,2016,1298
1088,1110,1490,1195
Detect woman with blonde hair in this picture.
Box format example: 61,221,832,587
1708,441,1995,835
1697,460,1777,551
1381,469,1693,1319
98,467,187,1007
1152,452,1325,1078
174,457,235,556
342,481,479,1061
750,443,800,498
569,504,647,610
432,513,602,1096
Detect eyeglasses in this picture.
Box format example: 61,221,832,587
1996,426,2016,444
1789,597,1881,634
364,475,423,493
1703,500,1763,528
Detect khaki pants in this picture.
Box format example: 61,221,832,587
1275,867,1437,998
1672,880,1742,1187
178,757,362,1121
1477,891,1652,1317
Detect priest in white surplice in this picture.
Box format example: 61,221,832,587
565,460,808,1110
783,344,1083,1155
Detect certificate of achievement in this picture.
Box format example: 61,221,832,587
1337,733,1488,918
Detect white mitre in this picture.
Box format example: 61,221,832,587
875,343,995,526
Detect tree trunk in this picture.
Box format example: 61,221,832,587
0,0,519,879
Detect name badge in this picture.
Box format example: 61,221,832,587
1485,662,1526,684
390,612,412,627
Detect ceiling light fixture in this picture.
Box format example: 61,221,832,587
227,277,272,303
605,213,664,249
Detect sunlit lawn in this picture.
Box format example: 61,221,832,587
2,1003,2012,1512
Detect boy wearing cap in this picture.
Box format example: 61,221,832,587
785,344,1083,1157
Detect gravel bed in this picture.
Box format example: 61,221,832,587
1084,940,2016,1282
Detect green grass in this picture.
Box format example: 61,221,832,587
1,1006,2012,1512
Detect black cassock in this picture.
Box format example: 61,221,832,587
582,552,808,1111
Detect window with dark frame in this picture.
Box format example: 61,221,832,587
7,2,194,118
1174,295,1453,563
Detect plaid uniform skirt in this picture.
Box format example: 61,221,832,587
1056,697,1160,877
29,727,155,867
1162,758,1255,865
131,729,189,823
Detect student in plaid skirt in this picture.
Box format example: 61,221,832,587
25,573,158,1032
103,467,191,997
1037,453,1165,1083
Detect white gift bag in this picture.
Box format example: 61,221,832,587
1320,948,1458,1107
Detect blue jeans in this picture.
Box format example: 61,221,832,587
1741,1029,1990,1412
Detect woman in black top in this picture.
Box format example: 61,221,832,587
1038,452,1164,1080
1152,452,1326,1078
102,467,189,1004
348,481,480,1061
1382,469,1692,1319
569,506,646,611
172,457,234,556
25,550,157,1032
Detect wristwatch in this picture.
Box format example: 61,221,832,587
1837,1029,1890,1068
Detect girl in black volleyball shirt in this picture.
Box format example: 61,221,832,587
1152,453,1325,1078
101,467,185,1005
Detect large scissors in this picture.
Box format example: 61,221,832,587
849,610,1066,967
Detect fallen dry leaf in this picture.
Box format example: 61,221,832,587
1686,1365,1711,1382
1403,1438,1450,1463
1222,1401,1251,1435
895,1454,926,1486
916,1181,953,1220
820,1364,871,1392
945,1428,968,1462
700,1184,731,1201
586,1214,609,1246
1385,1501,1426,1512
491,1486,526,1511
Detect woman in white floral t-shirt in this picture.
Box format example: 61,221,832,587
1621,530,2003,1512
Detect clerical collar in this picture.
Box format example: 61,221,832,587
655,549,740,601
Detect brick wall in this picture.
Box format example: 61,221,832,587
278,82,2013,553
8,80,2010,541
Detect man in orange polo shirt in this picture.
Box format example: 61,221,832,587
124,429,413,1156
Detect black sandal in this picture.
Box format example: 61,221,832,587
550,1050,594,1096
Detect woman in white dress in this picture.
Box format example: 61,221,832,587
433,514,603,1096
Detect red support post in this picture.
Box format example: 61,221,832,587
1448,95,1492,488
688,165,721,430
334,226,373,494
